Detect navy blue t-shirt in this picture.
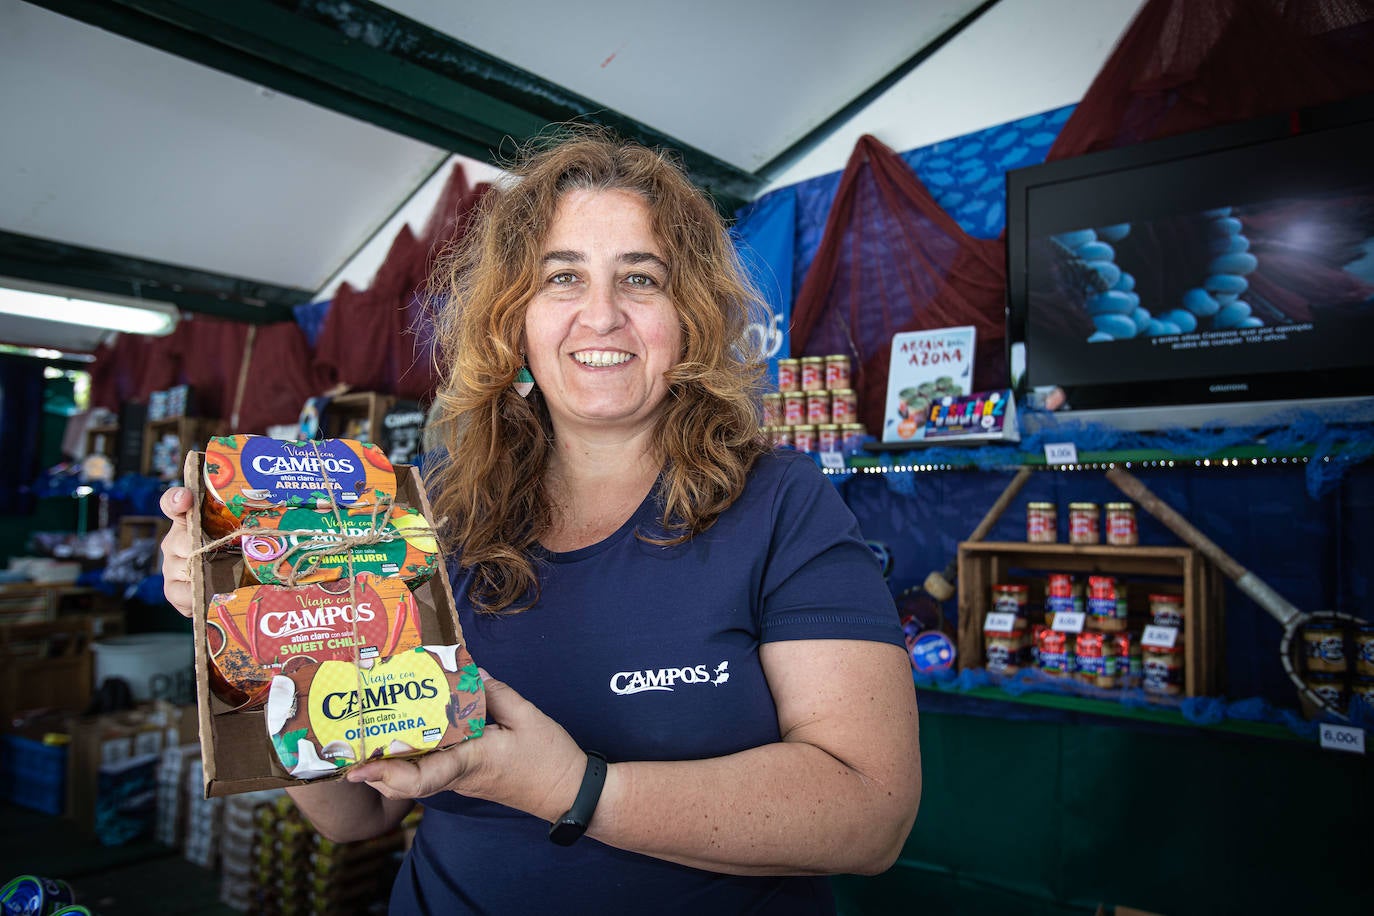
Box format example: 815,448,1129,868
390,449,904,915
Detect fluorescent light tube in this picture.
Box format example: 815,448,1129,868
0,286,177,335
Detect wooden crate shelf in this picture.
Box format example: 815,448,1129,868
325,392,395,444
142,417,220,480
956,541,1225,697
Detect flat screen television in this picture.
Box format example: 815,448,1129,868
1006,95,1374,430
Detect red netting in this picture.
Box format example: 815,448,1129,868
789,0,1374,436
790,135,1007,435
88,162,493,432
1049,0,1374,161
88,316,315,433
312,164,491,401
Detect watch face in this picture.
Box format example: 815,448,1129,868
548,817,586,847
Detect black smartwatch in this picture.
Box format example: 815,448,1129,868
548,750,608,847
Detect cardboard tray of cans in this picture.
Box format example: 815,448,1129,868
954,540,1225,698
185,450,460,798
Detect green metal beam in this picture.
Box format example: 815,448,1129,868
0,230,307,323
25,0,761,212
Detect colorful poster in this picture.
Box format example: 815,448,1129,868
881,326,977,443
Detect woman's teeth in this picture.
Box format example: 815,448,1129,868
574,350,632,367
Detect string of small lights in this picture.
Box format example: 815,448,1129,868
818,454,1332,476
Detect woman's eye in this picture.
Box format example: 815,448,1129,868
549,271,577,285
625,273,657,287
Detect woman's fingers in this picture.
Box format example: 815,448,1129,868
159,485,195,618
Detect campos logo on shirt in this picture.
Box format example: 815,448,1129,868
610,660,730,695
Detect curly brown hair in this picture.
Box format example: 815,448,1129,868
426,127,772,614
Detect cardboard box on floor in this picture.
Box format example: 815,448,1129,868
65,701,199,842
184,450,462,798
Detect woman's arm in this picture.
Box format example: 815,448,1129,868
286,781,415,844
589,638,921,876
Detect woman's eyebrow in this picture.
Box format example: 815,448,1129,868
622,252,669,271
541,249,583,264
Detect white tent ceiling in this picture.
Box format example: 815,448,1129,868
0,0,991,356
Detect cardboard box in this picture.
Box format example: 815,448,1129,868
65,701,198,843
185,451,462,798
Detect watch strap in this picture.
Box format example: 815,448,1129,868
548,750,607,846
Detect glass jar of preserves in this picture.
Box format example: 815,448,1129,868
1142,643,1185,695
792,425,817,453
1355,623,1374,677
782,391,806,426
800,356,826,391
985,630,1025,674
1075,631,1119,688
830,389,858,425
770,426,793,448
841,423,867,454
1045,573,1083,626
776,358,800,392
1026,502,1057,543
1302,621,1347,674
1036,628,1074,677
1068,502,1099,544
816,424,841,455
1149,593,1185,630
1105,502,1138,546
805,391,831,426
824,354,852,391
1351,676,1374,711
1302,672,1346,712
761,392,782,427
990,583,1030,626
1086,576,1128,632
1116,631,1142,687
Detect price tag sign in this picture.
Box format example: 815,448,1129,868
819,451,846,470
1044,442,1078,466
1141,625,1179,648
984,612,1019,633
1051,610,1086,634
1319,724,1366,755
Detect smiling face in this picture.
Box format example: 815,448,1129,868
524,188,683,439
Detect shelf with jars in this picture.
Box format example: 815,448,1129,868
955,540,1225,699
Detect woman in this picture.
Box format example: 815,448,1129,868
161,130,921,914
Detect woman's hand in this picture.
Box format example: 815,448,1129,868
159,486,196,618
345,671,588,825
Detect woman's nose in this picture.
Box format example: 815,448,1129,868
578,281,626,334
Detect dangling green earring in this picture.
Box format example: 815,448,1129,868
514,365,535,398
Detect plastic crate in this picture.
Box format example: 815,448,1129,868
0,734,68,816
